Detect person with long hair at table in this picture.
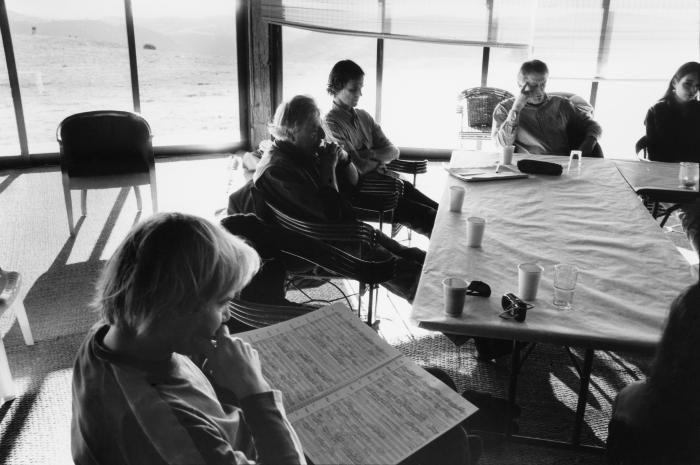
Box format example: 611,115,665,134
644,61,700,253
607,282,700,464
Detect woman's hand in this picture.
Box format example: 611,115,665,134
204,325,271,399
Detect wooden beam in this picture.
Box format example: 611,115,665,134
236,0,251,149
247,0,275,150
124,0,141,112
0,0,28,156
375,38,384,123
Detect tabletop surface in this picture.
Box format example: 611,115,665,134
615,159,700,202
410,151,694,354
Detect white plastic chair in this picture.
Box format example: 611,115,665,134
0,268,34,403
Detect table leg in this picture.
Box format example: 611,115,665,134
571,349,594,445
506,339,521,437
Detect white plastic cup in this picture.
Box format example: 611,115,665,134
567,150,583,173
443,277,468,316
553,264,578,309
679,162,699,189
518,262,544,301
449,186,466,212
502,145,515,165
466,217,486,247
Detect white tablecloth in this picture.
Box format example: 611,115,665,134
411,151,694,354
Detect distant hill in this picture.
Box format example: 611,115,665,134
8,11,235,57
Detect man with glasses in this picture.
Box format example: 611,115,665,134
492,59,602,156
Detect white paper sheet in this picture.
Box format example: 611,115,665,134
239,304,478,465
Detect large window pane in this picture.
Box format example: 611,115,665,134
0,40,20,156
486,46,529,94
133,0,239,146
531,3,603,80
283,27,377,119
603,1,698,80
382,39,481,149
595,80,663,160
6,0,132,153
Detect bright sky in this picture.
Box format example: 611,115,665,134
6,0,237,20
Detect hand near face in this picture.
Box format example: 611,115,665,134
318,141,347,166
204,325,271,399
513,84,530,112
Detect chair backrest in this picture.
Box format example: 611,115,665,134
57,110,153,177
548,91,595,118
248,187,395,284
547,92,603,157
227,298,317,329
457,87,514,130
635,135,649,160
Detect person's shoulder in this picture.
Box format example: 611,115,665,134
494,97,514,114
546,94,575,111
648,99,669,113
324,105,343,122
497,97,515,108
354,108,376,124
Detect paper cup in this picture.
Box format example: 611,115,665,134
466,217,486,247
502,145,515,165
518,262,543,301
443,277,468,316
449,186,465,212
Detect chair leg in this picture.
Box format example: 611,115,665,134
150,171,158,212
15,302,34,346
61,174,75,235
80,189,87,216
367,284,375,325
0,338,16,403
357,282,363,320
134,186,143,212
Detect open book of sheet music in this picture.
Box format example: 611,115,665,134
238,303,477,465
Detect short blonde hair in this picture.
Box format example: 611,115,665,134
268,95,319,141
93,212,260,334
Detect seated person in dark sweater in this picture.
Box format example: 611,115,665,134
492,59,602,156
645,61,700,252
324,60,438,237
71,212,305,465
253,95,426,302
645,61,700,163
607,282,700,464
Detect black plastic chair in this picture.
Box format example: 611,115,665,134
226,298,319,330
352,174,402,236
386,159,428,187
251,189,395,326
57,110,157,235
635,135,648,161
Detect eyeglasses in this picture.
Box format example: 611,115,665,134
499,293,532,322
466,280,491,297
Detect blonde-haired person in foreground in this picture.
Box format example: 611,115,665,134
71,212,306,465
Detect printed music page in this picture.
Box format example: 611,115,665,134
239,303,477,465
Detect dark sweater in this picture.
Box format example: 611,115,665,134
645,99,700,162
